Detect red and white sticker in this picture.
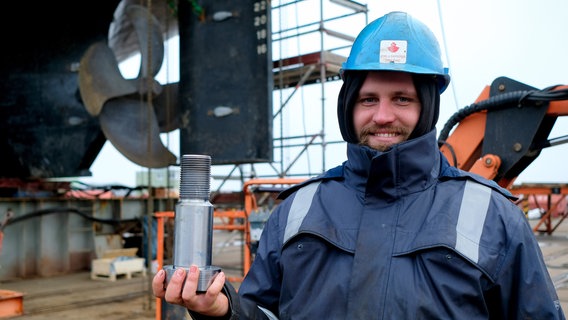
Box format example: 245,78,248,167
379,40,407,64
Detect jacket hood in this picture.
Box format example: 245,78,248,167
344,129,441,200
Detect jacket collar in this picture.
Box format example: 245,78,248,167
344,130,441,200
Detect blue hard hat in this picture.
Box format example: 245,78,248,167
341,11,450,93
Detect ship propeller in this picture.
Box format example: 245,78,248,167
78,3,178,168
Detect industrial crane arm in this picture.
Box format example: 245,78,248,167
438,76,568,188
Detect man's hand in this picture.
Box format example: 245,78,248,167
152,265,229,317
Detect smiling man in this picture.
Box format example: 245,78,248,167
353,71,421,151
153,11,564,319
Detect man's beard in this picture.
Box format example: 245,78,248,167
358,125,411,152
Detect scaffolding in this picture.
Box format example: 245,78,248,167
211,0,368,191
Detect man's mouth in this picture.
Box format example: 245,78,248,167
372,132,398,138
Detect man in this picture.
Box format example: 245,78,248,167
153,11,565,319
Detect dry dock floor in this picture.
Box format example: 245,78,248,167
2,220,568,319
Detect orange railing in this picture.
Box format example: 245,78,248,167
511,184,568,235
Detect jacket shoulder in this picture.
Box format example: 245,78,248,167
277,165,344,200
439,157,516,200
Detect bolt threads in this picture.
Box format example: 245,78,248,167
179,154,211,200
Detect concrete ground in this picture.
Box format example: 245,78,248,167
535,231,568,313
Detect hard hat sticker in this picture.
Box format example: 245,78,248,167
379,40,407,64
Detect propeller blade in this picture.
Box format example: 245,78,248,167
153,82,180,133
126,4,165,78
99,97,177,168
78,42,138,116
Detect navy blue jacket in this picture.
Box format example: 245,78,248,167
207,130,564,319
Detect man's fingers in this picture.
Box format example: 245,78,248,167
152,269,167,297
164,268,187,304
182,265,200,298
207,271,226,295
156,265,224,313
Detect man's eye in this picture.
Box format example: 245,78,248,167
360,97,377,104
396,97,411,104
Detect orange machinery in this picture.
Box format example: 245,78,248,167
438,76,568,234
438,77,568,189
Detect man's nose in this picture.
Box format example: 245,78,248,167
371,103,396,124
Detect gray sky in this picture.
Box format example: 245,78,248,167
79,0,568,189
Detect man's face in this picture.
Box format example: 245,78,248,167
353,71,421,151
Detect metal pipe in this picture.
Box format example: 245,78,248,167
163,154,220,293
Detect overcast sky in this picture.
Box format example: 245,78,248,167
78,0,568,189
374,0,568,186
